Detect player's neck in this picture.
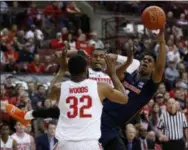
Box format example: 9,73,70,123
71,75,87,82
137,73,150,80
1,135,8,143
16,132,25,137
92,68,102,72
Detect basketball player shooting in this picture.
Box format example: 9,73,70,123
49,49,129,150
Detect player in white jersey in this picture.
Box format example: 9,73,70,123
0,123,17,150
88,49,139,87
11,121,35,150
52,54,128,150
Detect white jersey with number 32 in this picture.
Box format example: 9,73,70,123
55,79,103,142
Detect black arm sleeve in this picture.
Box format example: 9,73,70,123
32,107,60,119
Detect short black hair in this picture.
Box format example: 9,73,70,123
142,51,157,62
92,49,107,54
68,54,88,76
0,122,10,130
47,119,57,128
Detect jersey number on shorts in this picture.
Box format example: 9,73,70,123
66,95,92,118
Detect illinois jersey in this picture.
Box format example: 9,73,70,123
100,71,159,145
55,79,103,142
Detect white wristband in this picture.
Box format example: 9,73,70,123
116,55,128,64
24,110,34,120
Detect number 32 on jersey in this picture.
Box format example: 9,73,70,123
66,95,92,118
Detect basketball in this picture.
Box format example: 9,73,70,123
141,6,166,30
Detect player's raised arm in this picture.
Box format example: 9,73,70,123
48,48,68,102
116,47,134,81
107,47,140,75
100,55,128,104
152,26,166,83
98,82,128,104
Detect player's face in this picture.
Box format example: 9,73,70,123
90,50,106,71
139,55,155,76
15,122,26,133
1,126,10,136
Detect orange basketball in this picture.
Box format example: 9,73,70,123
141,6,166,30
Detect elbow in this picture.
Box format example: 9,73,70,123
120,95,128,104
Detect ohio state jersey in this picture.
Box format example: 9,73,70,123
0,136,13,150
11,133,31,150
55,79,103,142
88,68,113,87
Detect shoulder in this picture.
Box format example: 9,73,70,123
36,134,47,141
122,72,133,82
11,133,16,138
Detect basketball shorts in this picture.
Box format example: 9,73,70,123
54,140,103,150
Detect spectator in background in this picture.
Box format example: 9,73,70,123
43,2,63,29
25,25,35,40
25,37,37,54
67,33,76,50
138,124,155,150
89,32,104,49
27,81,37,100
13,30,26,51
27,2,42,26
66,1,81,30
35,120,58,150
4,44,19,63
0,50,6,64
149,103,161,134
147,131,162,150
167,42,181,65
165,60,179,90
154,93,166,113
50,32,64,49
0,1,10,27
11,121,36,150
45,55,58,74
17,91,32,111
0,28,12,47
4,57,18,73
27,54,46,74
4,75,15,96
0,84,13,122
30,84,46,110
157,83,167,95
123,125,140,150
61,27,69,41
177,13,188,26
76,33,94,56
8,24,18,41
0,123,17,150
148,99,154,112
11,84,25,106
34,25,44,45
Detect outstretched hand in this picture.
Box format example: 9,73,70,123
157,24,165,42
126,44,134,64
55,47,68,71
105,54,117,77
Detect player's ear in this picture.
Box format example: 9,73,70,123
86,68,89,78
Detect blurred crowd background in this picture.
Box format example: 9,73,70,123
0,1,187,150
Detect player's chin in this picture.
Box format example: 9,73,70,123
93,65,103,71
